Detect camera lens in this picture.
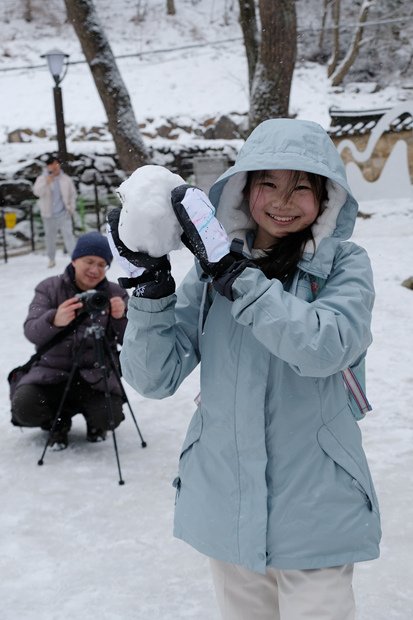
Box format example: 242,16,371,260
76,290,109,315
88,292,109,312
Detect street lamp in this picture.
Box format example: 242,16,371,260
41,48,69,167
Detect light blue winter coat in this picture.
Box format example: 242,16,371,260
121,119,381,574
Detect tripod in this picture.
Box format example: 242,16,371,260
38,322,147,484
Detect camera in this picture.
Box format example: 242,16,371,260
75,289,109,315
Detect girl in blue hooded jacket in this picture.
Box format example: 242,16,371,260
108,119,381,620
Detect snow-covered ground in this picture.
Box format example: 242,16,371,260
0,197,412,619
1,1,413,618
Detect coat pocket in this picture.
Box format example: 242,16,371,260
317,416,379,515
179,407,203,460
172,407,204,503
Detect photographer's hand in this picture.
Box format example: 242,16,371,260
110,296,126,319
53,297,83,327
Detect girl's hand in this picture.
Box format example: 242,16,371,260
171,185,257,300
107,208,175,298
110,296,126,319
107,208,165,274
171,185,230,274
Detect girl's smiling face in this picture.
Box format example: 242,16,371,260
248,169,321,249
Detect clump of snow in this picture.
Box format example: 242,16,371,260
117,165,185,257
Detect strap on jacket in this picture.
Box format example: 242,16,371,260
308,273,372,418
14,311,89,374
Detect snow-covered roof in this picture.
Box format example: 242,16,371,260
328,107,413,137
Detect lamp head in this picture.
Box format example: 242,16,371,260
41,48,69,85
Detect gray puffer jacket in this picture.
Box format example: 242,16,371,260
18,264,128,395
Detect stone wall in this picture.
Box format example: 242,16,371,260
1,112,247,208
0,120,243,255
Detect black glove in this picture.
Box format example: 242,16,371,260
107,208,175,299
170,185,257,300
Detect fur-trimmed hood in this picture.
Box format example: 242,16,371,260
208,119,358,278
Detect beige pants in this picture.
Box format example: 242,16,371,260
210,559,355,620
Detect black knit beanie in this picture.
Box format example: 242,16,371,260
71,232,113,265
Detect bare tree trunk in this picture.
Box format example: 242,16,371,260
331,0,373,86
24,0,32,22
238,0,259,93
166,0,176,16
327,0,340,77
249,0,297,129
64,0,149,173
319,0,330,52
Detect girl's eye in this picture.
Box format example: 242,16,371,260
262,181,276,189
295,185,311,192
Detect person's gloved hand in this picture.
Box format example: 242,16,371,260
171,185,257,300
107,208,175,299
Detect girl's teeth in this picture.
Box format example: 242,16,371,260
268,214,296,222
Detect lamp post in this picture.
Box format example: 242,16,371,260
41,49,69,167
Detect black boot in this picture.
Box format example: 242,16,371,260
43,419,71,450
86,425,107,443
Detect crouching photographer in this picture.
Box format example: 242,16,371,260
11,231,129,449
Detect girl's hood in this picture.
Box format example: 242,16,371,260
208,119,359,259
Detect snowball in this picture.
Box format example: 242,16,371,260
117,165,185,257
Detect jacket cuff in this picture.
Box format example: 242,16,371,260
127,293,176,313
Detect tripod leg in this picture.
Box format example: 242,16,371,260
119,397,147,447
94,335,125,485
102,336,147,448
37,348,83,465
110,428,125,486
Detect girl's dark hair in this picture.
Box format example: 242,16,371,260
245,170,327,283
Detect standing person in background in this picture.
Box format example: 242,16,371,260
108,119,381,620
33,154,76,268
